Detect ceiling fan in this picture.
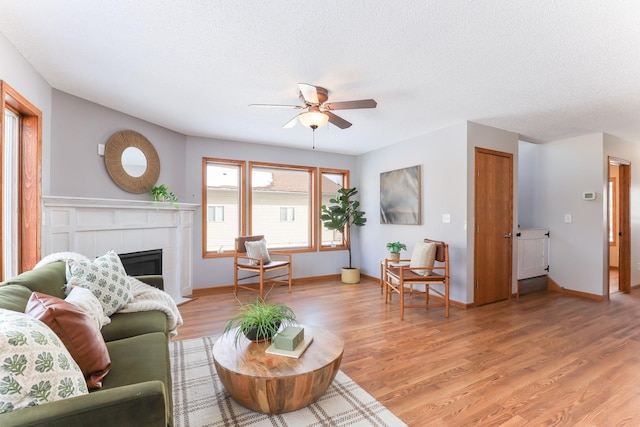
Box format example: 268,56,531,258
250,83,377,130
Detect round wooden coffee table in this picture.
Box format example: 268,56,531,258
212,324,344,414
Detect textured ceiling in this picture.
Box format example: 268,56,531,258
1,1,640,155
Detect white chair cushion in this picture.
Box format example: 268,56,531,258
244,239,271,265
409,241,437,276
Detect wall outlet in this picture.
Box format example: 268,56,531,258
564,214,572,223
442,213,451,223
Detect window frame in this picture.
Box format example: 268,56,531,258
202,157,246,258
201,160,351,257
319,168,350,252
0,81,42,277
609,177,617,246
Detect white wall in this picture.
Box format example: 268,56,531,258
518,140,544,228
531,133,606,295
51,90,186,199
357,123,470,302
356,121,519,305
466,121,520,296
604,133,640,287
184,135,358,289
0,32,53,195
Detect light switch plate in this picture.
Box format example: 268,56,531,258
564,214,572,223
442,214,451,223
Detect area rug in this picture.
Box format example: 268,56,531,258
170,335,407,427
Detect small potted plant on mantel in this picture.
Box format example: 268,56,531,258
386,241,407,261
321,187,367,284
223,298,296,345
149,184,179,209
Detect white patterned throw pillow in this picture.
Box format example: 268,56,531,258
66,250,132,317
0,309,88,413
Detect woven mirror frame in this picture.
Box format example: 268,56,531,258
104,130,160,193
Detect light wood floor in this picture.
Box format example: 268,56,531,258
175,278,640,426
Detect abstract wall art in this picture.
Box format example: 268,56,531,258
380,165,421,225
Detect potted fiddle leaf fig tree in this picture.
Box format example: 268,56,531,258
321,187,367,283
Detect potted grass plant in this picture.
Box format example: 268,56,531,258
321,187,367,283
223,298,296,345
386,241,407,261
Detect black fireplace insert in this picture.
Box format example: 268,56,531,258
118,249,163,276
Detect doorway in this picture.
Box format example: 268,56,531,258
608,158,630,295
474,147,513,305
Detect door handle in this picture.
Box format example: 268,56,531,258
504,233,512,239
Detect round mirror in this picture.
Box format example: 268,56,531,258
121,147,147,177
104,130,160,193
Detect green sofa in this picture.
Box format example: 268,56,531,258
0,261,173,427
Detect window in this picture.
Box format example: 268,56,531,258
1,81,42,278
3,108,19,278
208,205,225,222
609,178,617,245
250,162,315,250
320,169,349,248
201,160,350,255
280,207,295,222
202,158,245,256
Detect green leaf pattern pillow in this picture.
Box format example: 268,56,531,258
66,250,133,317
0,309,88,413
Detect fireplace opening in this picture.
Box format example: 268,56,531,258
118,249,163,276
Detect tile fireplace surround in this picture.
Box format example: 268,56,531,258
42,196,198,303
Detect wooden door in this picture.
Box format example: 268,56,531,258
474,148,513,305
618,162,631,293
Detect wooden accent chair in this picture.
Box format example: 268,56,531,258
383,238,449,320
234,235,292,299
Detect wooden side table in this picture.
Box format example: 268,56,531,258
212,324,344,414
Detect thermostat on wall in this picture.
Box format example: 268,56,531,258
583,192,596,201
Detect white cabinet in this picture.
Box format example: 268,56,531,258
517,228,549,280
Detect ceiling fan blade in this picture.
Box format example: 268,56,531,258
325,111,352,129
298,83,320,104
249,103,304,109
323,99,377,110
282,114,300,128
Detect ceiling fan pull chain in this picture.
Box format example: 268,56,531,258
311,124,317,149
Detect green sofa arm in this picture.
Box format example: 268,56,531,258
135,275,164,291
0,381,169,427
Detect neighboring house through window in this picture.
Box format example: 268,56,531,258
249,162,315,250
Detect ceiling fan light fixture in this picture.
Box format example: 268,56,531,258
298,107,329,129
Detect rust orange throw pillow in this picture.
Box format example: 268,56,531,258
25,292,111,390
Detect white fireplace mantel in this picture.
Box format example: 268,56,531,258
42,196,199,303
